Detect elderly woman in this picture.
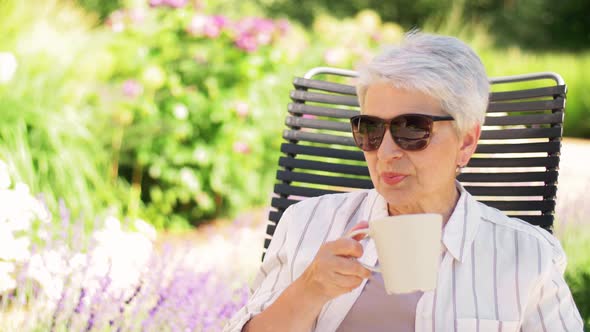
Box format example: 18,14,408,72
225,32,583,332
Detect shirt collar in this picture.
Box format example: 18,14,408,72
365,181,481,263
441,182,481,263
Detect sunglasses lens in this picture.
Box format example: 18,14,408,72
351,116,385,151
391,115,432,151
350,114,435,151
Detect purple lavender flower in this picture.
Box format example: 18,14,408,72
74,288,86,314
85,312,95,332
50,281,69,332
59,199,70,242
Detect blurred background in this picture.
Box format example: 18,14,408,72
0,0,588,330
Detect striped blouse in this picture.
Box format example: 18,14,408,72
224,183,583,332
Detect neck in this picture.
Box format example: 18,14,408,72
387,185,461,226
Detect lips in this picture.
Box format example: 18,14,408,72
380,172,407,186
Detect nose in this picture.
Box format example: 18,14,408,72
377,128,404,161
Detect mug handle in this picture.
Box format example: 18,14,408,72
347,229,381,273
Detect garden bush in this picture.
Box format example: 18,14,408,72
95,5,414,229
0,0,130,223
96,3,310,229
1,0,588,233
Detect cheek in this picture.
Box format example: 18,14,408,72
413,149,457,182
364,153,379,179
365,154,376,169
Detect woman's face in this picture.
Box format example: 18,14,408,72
362,83,479,214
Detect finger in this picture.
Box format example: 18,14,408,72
346,220,369,241
327,238,364,258
330,272,365,292
332,256,372,279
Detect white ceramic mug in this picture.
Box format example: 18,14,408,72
348,213,443,294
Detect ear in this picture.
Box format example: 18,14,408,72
456,124,481,167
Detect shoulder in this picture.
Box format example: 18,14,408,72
475,200,566,266
278,190,371,240
284,189,372,215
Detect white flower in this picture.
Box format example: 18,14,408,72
0,52,17,83
103,216,121,231
90,222,154,292
0,160,10,190
173,103,189,120
0,261,16,293
0,184,51,230
323,48,348,66
180,167,200,191
26,249,68,301
0,227,30,261
134,218,157,241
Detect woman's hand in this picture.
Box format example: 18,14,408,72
297,221,372,303
242,221,372,332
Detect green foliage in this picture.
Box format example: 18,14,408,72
0,0,128,220
1,0,589,233
98,5,309,228
558,224,590,330
254,0,590,51
76,0,123,22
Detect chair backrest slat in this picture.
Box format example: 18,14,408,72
475,142,560,153
288,103,358,118
293,77,357,95
489,85,566,101
264,68,566,260
290,90,359,106
281,143,365,160
488,98,565,113
283,130,355,146
479,127,562,139
276,170,373,189
484,113,563,126
279,157,369,175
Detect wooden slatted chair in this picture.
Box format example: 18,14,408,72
263,67,566,260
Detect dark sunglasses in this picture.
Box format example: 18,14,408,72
350,113,455,151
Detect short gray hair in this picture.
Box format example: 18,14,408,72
356,32,489,135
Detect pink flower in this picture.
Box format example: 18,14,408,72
106,10,126,32
253,18,274,33
204,25,221,38
128,8,146,25
150,0,187,8
323,48,348,66
164,0,188,8
235,102,249,118
257,32,272,45
149,0,164,7
233,142,250,155
188,15,228,38
211,15,228,29
187,14,207,36
235,34,258,52
122,80,143,98
276,19,290,35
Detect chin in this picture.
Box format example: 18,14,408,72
376,183,414,206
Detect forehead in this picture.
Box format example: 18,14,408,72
363,83,443,117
